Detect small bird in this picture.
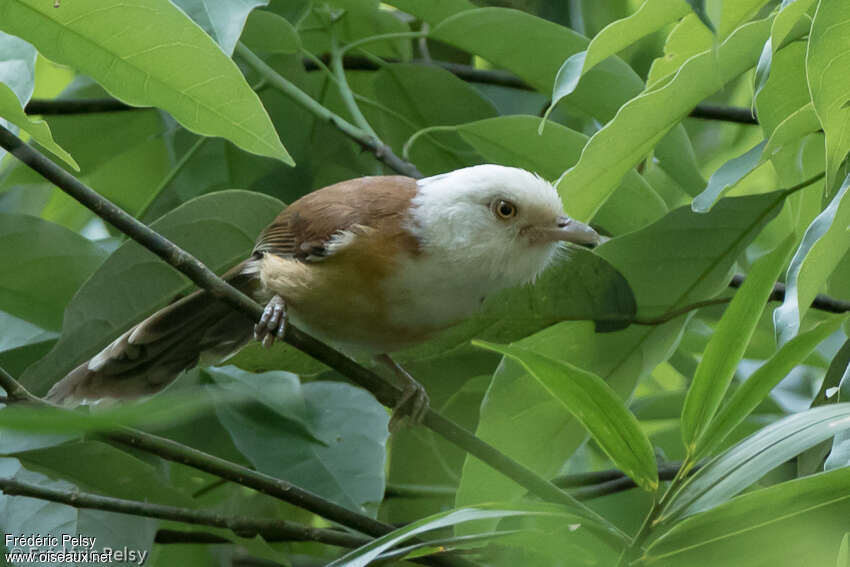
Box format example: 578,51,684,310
47,165,600,425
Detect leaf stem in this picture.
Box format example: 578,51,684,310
234,43,422,178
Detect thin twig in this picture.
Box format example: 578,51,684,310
234,43,422,179
0,125,621,542
688,103,758,125
0,477,369,548
25,58,760,127
632,298,732,326
730,274,850,314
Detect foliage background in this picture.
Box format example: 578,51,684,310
1,0,850,565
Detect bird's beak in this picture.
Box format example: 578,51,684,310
534,216,601,248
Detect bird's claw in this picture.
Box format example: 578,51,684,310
254,295,287,348
389,380,430,432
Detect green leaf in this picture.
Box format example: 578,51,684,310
557,18,771,221
681,236,795,451
0,213,107,331
372,63,497,175
0,390,235,435
762,103,821,159
684,0,716,32
327,503,621,567
753,0,816,99
474,341,658,492
211,373,389,515
839,533,850,567
172,0,267,56
385,0,475,24
20,190,283,395
0,32,72,169
692,141,766,212
240,9,301,54
543,0,690,123
660,404,850,525
0,0,292,163
775,172,850,343
643,467,850,566
806,0,850,192
0,86,78,170
430,8,644,122
699,315,848,459
455,115,668,234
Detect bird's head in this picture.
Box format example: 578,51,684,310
407,164,600,289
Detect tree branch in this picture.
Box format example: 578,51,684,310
730,273,850,314
0,125,618,540
25,57,759,127
0,477,369,549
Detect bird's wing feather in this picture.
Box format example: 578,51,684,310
253,175,419,261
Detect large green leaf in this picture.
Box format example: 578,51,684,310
775,172,850,343
692,141,767,212
558,18,770,221
430,7,644,121
642,467,850,566
173,0,267,55
475,342,658,492
0,0,291,163
210,368,389,515
806,0,850,192
20,190,283,394
660,404,850,525
385,0,474,24
371,63,497,175
0,214,107,331
681,236,794,452
544,0,690,118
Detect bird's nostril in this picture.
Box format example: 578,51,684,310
557,216,572,228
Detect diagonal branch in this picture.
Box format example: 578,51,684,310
0,476,369,549
0,125,618,539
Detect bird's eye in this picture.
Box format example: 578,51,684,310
492,199,517,219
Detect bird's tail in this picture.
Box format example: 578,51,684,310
47,263,259,404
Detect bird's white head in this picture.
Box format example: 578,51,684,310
407,164,599,290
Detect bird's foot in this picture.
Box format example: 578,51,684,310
389,378,430,432
375,354,430,431
254,295,287,348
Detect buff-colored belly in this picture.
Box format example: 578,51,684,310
257,253,447,353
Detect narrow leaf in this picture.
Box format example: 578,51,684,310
681,236,795,450
775,171,850,344
753,0,816,99
685,0,716,33
696,315,848,459
643,467,850,566
806,0,850,192
661,404,850,524
692,141,766,212
542,0,690,128
327,503,618,567
474,341,658,492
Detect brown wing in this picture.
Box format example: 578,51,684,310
253,175,419,261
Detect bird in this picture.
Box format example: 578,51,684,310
47,164,600,426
